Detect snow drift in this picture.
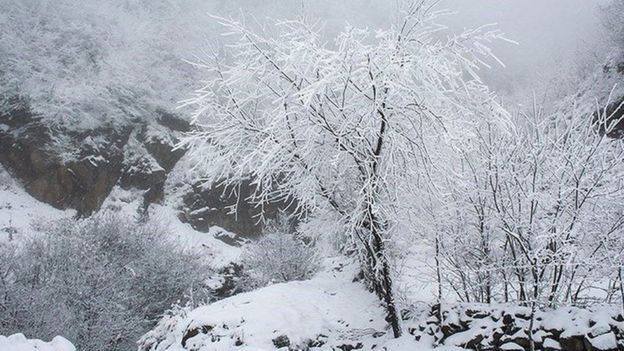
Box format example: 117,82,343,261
0,334,75,351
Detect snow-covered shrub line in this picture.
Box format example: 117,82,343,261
0,212,213,351
238,217,321,290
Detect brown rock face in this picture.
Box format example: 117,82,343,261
0,108,128,216
0,105,289,234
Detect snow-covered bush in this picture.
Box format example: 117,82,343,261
240,221,320,289
0,212,212,351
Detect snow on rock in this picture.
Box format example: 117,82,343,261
0,334,75,351
150,204,242,269
408,303,624,351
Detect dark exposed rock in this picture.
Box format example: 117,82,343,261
440,321,467,338
156,110,190,133
0,104,191,214
0,107,129,215
502,313,514,326
306,335,327,348
181,325,213,348
559,335,586,351
120,155,166,190
213,229,250,247
465,309,489,319
597,98,624,138
144,136,185,172
584,332,619,351
372,331,386,338
180,179,294,237
1,102,297,237
459,333,484,349
272,335,290,349
336,342,363,351
212,263,244,299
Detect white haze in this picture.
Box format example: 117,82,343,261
205,0,608,100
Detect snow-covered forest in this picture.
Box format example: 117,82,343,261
1,1,624,350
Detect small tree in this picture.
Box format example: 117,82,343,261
183,1,510,336
434,94,624,307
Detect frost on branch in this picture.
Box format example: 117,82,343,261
182,0,511,337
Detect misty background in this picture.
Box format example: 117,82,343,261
209,0,607,101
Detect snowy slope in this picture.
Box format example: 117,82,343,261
0,165,74,243
101,185,242,269
0,165,241,268
139,258,467,351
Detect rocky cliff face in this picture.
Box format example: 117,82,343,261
179,180,292,237
0,105,184,216
0,105,287,235
0,107,128,216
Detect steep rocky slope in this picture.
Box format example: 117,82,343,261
0,104,288,236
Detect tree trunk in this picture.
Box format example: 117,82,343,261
371,232,401,338
356,202,401,337
366,222,402,338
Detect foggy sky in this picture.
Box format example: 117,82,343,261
207,0,608,99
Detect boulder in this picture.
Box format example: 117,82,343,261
560,335,586,351
584,332,618,351
272,335,290,349
335,342,363,351
181,325,213,348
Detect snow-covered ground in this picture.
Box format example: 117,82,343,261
0,334,75,351
139,257,463,351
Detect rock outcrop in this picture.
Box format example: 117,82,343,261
0,107,129,216
0,104,288,235
0,104,187,216
179,180,293,237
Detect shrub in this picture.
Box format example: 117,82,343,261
240,219,321,289
0,212,211,351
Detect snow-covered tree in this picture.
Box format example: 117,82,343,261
435,93,624,309
183,1,510,336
